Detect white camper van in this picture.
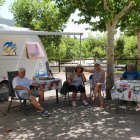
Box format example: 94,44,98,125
0,24,83,92
0,24,49,90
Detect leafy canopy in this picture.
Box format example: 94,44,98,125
11,0,67,31
0,0,5,7
119,2,140,35
54,0,139,31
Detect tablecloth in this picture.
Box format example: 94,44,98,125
111,80,140,102
39,78,62,91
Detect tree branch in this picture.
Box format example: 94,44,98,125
103,0,111,12
114,1,133,23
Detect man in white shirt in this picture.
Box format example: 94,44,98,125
13,67,49,117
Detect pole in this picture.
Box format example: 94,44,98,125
80,34,82,64
58,59,61,72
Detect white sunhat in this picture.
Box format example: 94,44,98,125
94,60,101,65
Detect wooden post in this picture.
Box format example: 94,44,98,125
58,59,61,72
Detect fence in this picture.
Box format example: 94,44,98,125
49,58,138,73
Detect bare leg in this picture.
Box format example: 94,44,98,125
29,96,44,112
38,85,45,102
98,89,103,104
96,83,105,107
71,92,77,107
93,83,103,103
81,92,88,105
38,91,44,104
72,92,77,101
81,92,87,100
92,85,98,102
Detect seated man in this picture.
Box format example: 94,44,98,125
13,67,49,117
120,64,139,80
120,64,139,105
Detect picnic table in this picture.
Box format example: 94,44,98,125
111,80,140,102
38,78,62,103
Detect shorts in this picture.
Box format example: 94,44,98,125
19,89,39,100
69,85,85,93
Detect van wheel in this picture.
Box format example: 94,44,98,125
0,81,9,92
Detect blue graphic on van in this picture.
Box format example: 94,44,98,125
2,41,17,56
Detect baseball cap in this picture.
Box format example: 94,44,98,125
94,61,101,65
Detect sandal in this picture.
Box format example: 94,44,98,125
92,97,96,103
100,102,105,108
136,104,140,111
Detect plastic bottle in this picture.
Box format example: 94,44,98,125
35,69,39,81
128,87,131,99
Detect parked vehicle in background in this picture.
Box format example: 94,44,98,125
0,24,49,91
0,24,83,92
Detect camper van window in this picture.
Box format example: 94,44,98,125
26,42,45,59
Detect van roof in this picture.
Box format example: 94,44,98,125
0,24,29,31
0,24,83,36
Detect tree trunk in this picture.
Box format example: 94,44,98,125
106,23,115,99
137,30,140,70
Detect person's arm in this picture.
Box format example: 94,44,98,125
67,73,74,83
15,85,28,90
120,72,126,80
15,85,32,94
83,67,93,73
81,73,86,82
101,70,105,82
120,77,125,80
135,71,140,80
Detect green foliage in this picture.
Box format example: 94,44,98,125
124,36,137,58
57,35,137,63
119,2,140,35
0,0,5,7
10,0,67,60
54,35,107,62
114,37,125,59
11,0,139,68
54,0,138,31
60,36,80,61
11,0,65,30
114,36,137,64
82,35,107,58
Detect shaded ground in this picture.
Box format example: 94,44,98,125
0,98,140,140
0,72,140,140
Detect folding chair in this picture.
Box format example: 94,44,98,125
7,71,30,115
46,61,54,78
64,67,75,104
64,66,85,104
89,74,93,101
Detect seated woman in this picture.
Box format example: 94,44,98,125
84,61,105,108
67,64,88,107
120,64,139,80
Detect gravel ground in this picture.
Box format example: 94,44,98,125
0,72,140,140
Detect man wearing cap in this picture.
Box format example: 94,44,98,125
84,61,105,108
12,67,49,116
